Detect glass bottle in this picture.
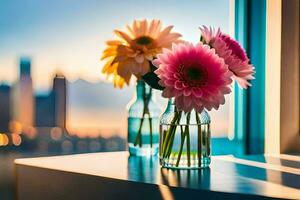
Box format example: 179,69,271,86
127,80,161,156
159,98,211,169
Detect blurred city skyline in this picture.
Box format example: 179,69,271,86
0,58,134,138
0,0,230,91
0,58,125,152
0,0,232,139
0,57,232,139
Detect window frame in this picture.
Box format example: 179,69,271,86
213,0,267,155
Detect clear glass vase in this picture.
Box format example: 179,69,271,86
159,98,211,169
127,80,161,156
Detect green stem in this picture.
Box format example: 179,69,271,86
185,112,191,167
162,109,179,158
134,117,144,147
195,111,202,167
133,86,152,147
207,123,211,156
148,89,153,147
180,125,184,140
162,127,173,158
149,117,153,148
160,130,167,155
176,123,187,167
166,111,182,158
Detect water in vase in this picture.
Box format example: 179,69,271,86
159,123,211,169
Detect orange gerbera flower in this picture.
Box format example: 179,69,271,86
101,19,182,88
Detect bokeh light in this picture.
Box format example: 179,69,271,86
50,127,63,141
11,133,22,146
0,134,9,146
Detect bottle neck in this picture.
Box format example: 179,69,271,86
164,98,176,113
165,98,204,115
167,97,175,105
136,80,152,100
162,98,210,125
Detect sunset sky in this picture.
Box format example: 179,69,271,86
0,0,230,91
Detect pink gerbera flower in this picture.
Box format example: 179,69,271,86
200,26,255,88
153,43,232,113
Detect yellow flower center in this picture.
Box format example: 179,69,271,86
135,36,153,45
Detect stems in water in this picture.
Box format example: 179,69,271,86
165,111,182,158
207,123,210,156
133,85,152,147
175,130,185,166
149,117,153,147
175,113,185,166
162,111,177,157
180,125,184,140
195,112,201,167
161,108,209,168
135,117,144,147
148,89,153,147
185,112,191,167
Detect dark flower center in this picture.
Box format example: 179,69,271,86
179,65,208,87
135,36,153,45
187,67,202,80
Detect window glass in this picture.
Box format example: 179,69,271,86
0,1,232,198
0,0,232,149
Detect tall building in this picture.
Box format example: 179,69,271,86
35,92,55,127
34,73,67,128
0,83,11,132
53,74,67,128
20,58,31,77
11,58,35,132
